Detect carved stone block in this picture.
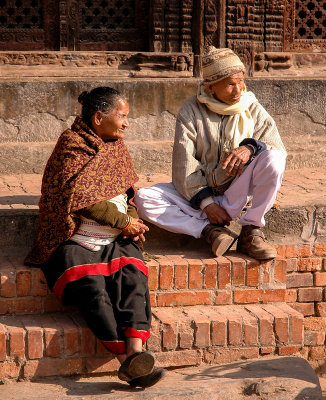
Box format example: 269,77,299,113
0,51,194,78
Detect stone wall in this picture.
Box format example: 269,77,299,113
0,78,325,175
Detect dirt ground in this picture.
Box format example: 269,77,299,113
0,363,324,400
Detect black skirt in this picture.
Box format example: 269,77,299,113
41,237,151,354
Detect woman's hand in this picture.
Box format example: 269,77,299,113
203,203,232,225
122,217,149,242
221,145,253,177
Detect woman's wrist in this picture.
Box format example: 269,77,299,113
122,215,132,230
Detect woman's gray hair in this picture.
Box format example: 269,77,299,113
78,87,126,126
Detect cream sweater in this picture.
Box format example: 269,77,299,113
172,95,287,202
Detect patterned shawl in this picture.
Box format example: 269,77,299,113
25,117,138,265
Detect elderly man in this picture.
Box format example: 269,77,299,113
135,47,286,260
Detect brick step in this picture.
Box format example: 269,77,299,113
0,251,287,315
0,303,304,380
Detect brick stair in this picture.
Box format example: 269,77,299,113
0,248,304,380
2,170,326,380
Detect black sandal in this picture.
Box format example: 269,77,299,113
118,351,155,382
128,367,167,388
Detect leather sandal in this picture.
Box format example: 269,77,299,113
118,351,155,382
128,367,167,388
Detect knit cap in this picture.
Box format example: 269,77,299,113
202,46,245,85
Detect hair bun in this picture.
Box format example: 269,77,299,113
78,91,89,104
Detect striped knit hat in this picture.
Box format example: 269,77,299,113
202,47,245,85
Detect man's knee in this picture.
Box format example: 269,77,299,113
135,186,160,203
256,149,286,177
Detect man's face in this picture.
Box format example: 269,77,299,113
206,72,245,105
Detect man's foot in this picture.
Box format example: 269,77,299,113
236,225,277,260
202,224,237,256
118,351,155,382
128,367,167,388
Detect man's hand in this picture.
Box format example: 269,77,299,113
222,145,253,177
203,203,232,225
122,217,149,242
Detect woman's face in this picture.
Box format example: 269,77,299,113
206,72,245,105
92,98,129,141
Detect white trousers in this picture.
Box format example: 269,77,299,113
135,150,286,239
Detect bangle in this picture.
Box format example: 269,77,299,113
122,216,132,230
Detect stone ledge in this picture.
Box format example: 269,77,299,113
1,168,326,248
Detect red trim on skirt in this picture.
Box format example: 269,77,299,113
53,256,148,301
101,340,126,355
121,327,151,343
101,328,151,354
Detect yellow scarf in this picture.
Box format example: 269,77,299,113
197,83,257,153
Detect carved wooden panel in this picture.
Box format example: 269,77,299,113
150,0,165,52
0,0,59,50
63,0,149,51
264,0,284,52
226,0,264,50
225,0,264,75
284,0,326,51
180,0,192,52
203,0,219,49
150,0,193,53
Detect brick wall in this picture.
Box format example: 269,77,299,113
1,242,326,378
277,243,326,375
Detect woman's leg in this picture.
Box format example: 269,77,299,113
64,274,128,356
107,240,152,347
41,240,161,384
116,338,143,363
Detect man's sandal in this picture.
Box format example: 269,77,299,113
118,351,155,382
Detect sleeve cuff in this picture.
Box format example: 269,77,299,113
200,196,215,210
239,138,267,156
189,187,214,210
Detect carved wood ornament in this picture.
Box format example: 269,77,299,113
0,0,325,76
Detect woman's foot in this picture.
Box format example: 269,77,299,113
128,367,167,388
118,351,155,382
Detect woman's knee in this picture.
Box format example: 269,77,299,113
65,275,107,307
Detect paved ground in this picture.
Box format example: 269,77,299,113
0,359,324,400
0,167,326,210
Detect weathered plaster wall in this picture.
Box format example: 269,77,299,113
0,78,325,174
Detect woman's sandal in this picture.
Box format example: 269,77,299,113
118,351,155,382
128,367,167,388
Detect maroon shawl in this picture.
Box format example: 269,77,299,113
25,117,138,265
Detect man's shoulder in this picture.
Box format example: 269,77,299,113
180,95,198,107
178,95,201,116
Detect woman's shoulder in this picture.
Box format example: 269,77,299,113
56,126,97,156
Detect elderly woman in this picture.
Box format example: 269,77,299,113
25,87,166,388
135,47,287,260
